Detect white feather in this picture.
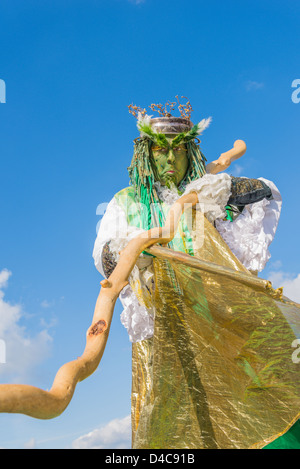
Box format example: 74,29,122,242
137,112,152,130
195,117,212,135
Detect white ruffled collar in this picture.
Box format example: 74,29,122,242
153,181,181,205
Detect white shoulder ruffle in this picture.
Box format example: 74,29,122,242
93,197,146,277
119,284,154,343
183,173,232,223
215,178,282,273
93,195,154,342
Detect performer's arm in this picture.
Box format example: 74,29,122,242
206,140,247,174
93,197,146,278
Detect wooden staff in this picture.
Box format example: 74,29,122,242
0,192,199,419
206,139,247,174
0,189,282,419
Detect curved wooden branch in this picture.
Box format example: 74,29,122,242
0,192,199,419
146,245,281,295
206,139,247,174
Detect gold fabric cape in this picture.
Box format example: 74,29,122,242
131,213,300,449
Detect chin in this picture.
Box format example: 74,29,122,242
163,175,177,185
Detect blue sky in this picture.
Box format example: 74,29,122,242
0,0,299,449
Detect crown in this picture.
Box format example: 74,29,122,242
128,96,212,146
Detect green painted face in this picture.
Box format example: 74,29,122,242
151,136,189,187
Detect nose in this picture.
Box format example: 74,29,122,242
167,149,176,164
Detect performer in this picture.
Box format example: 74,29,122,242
93,99,281,343
93,98,300,449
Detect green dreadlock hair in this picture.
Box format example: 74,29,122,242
127,137,207,231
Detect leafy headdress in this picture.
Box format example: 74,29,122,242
127,96,211,231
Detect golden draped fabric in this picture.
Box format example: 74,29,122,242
131,212,300,449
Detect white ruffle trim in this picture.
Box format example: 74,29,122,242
109,226,146,262
183,173,232,223
93,197,155,342
153,181,181,205
215,178,282,273
119,284,155,343
93,198,133,278
107,225,156,342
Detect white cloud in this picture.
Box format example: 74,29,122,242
23,438,36,449
0,269,11,288
230,163,244,177
269,260,283,270
72,415,131,449
41,300,51,308
245,80,264,91
268,271,300,304
0,269,53,382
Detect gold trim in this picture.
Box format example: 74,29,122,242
250,412,300,449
